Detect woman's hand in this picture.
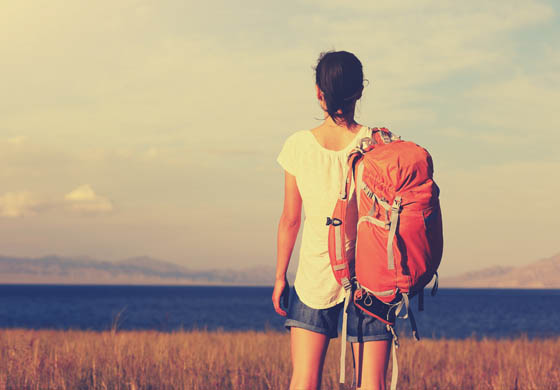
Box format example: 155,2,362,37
272,277,289,316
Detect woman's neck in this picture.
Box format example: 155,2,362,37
322,115,359,131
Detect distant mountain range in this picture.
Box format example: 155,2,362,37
439,253,560,288
0,255,288,286
0,253,558,288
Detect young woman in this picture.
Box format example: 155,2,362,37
272,51,393,390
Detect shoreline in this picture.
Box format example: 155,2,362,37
2,282,560,290
1,327,559,340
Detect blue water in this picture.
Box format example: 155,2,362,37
0,284,558,339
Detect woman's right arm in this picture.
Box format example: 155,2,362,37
272,170,302,316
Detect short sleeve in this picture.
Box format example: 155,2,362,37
276,133,299,176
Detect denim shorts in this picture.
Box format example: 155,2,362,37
284,286,393,343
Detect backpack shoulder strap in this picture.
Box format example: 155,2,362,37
327,151,362,287
340,152,362,200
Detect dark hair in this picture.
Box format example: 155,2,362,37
315,50,364,125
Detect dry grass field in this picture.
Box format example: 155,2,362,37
0,328,558,390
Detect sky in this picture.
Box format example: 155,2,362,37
0,0,559,277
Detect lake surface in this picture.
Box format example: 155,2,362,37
0,284,558,339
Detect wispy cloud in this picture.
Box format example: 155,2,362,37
465,72,560,135
63,185,113,215
0,185,114,218
437,127,528,146
6,136,28,145
0,191,43,217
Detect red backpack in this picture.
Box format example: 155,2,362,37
327,127,443,388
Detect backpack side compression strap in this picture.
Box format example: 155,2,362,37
339,287,352,387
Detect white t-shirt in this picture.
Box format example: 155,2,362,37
277,125,370,309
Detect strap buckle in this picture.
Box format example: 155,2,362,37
391,196,402,212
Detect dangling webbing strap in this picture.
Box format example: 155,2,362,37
339,281,352,387
394,293,421,341
394,292,409,319
385,293,422,390
431,272,439,296
408,307,420,341
387,325,399,390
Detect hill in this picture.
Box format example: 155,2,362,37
0,255,290,286
1,252,558,288
440,253,560,288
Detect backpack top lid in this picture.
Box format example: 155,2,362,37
359,141,437,208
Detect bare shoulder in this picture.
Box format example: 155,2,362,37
309,124,323,137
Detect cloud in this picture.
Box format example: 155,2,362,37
0,135,28,149
437,126,528,146
6,136,28,145
465,72,560,135
0,1,557,272
63,185,114,215
293,1,554,84
0,185,114,218
277,1,558,136
0,191,43,217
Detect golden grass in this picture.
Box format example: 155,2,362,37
0,328,558,390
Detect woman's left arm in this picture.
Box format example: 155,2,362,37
272,170,302,316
